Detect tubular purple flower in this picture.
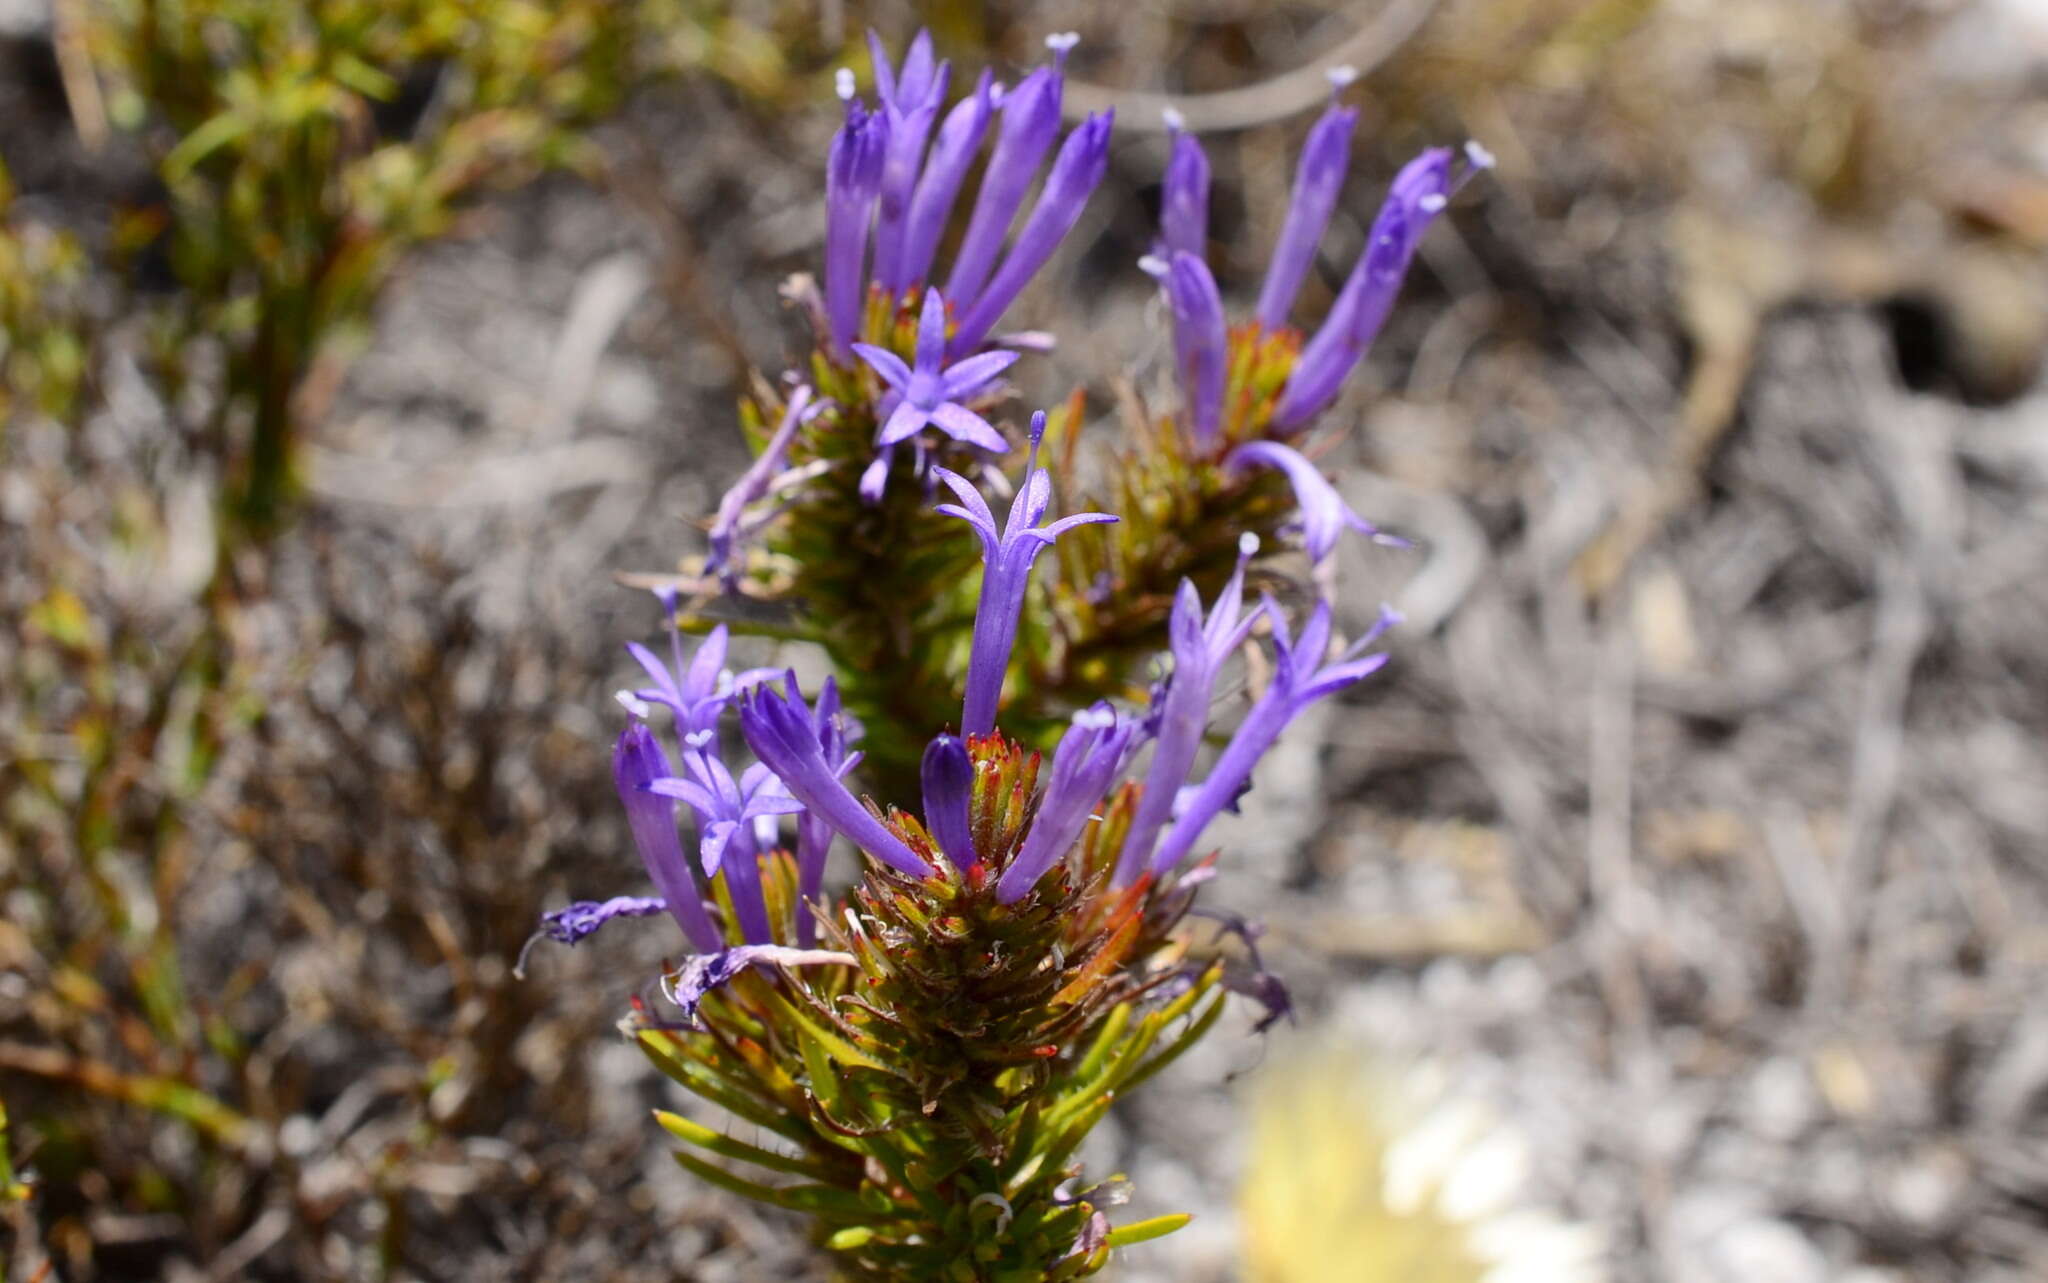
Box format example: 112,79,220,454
1254,84,1359,330
536,895,668,946
869,31,951,295
1225,440,1388,565
1270,147,1458,431
920,734,977,869
740,675,934,879
1113,536,1265,885
649,739,803,945
1148,251,1228,448
627,611,732,742
945,41,1070,312
996,703,1139,902
948,109,1113,357
898,69,996,293
1158,110,1210,260
934,413,1118,736
855,287,1018,453
795,677,859,945
615,721,724,952
825,102,890,360
1151,601,1393,874
705,386,815,586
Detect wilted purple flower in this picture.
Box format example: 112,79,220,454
934,413,1118,736
1113,535,1265,885
614,720,725,952
949,109,1114,357
1225,440,1391,565
995,703,1139,902
740,674,934,879
705,386,816,586
663,944,856,1027
920,734,977,869
649,740,804,945
898,69,996,294
945,37,1074,311
825,101,890,360
1254,71,1359,330
1157,109,1210,261
868,30,951,295
1270,144,1490,430
1150,601,1392,874
854,288,1017,453
1144,251,1229,448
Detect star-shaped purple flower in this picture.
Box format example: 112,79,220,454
853,288,1017,453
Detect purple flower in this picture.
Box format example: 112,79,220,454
897,68,996,294
996,703,1139,902
626,610,734,742
614,721,725,952
1113,536,1265,885
795,678,861,945
1254,72,1359,331
704,386,816,587
945,36,1074,313
920,734,977,869
1225,440,1392,565
1145,251,1228,449
740,674,934,880
934,413,1118,736
825,101,890,360
1270,144,1490,431
868,30,951,296
948,109,1114,358
649,740,804,945
854,288,1018,453
1157,109,1210,261
1150,601,1393,874
663,944,855,1028
516,894,671,978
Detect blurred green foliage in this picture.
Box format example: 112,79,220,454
0,162,92,430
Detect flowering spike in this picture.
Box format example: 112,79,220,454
945,56,1066,310
996,703,1138,902
825,103,890,360
899,68,997,292
739,676,934,879
935,411,1118,736
920,734,978,869
1254,91,1358,330
1270,147,1458,429
950,111,1114,357
614,722,724,951
1225,440,1390,564
1152,600,1390,873
1114,535,1264,885
1158,113,1210,260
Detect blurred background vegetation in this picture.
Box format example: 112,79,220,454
4,1,2046,1280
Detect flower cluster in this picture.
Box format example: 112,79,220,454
528,28,1487,1281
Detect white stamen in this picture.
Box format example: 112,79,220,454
1137,253,1170,279
615,690,652,719
1045,31,1081,54
1464,139,1497,170
835,67,856,101
1162,106,1186,132
1326,64,1359,90
1418,192,1448,213
1238,531,1261,559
